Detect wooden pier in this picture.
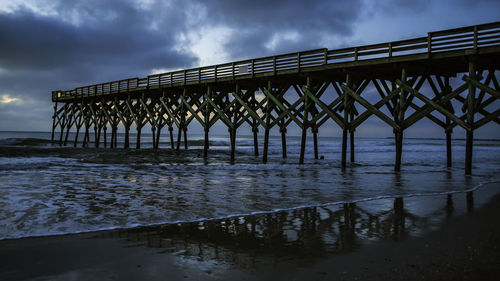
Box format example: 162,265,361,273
51,22,500,174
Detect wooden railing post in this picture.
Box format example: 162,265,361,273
427,32,432,57
273,56,276,75
473,26,478,50
297,52,301,72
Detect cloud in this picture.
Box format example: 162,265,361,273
188,0,363,58
0,94,19,104
0,3,196,75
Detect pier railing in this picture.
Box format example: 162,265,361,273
52,21,500,101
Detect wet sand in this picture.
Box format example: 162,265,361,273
1,182,499,281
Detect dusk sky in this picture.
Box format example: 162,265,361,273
0,0,499,137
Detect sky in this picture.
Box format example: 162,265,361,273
0,0,499,138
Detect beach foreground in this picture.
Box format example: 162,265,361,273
1,182,499,281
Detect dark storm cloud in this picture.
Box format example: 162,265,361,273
192,0,363,58
201,0,357,31
458,0,500,6
372,0,431,12
0,1,194,79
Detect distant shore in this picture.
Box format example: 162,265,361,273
1,182,499,281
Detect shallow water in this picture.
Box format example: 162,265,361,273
0,131,499,240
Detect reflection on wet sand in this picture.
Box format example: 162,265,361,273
94,192,473,266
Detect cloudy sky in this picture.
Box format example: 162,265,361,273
0,0,499,137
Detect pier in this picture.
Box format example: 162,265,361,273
51,22,500,174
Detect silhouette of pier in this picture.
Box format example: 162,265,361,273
51,22,500,174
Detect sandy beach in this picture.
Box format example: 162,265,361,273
1,182,499,281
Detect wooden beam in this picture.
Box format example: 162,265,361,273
397,80,470,131
264,88,304,129
342,84,400,130
463,75,500,100
405,83,468,129
303,87,345,129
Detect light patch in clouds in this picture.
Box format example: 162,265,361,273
265,31,301,51
134,0,155,10
0,94,20,104
150,67,183,75
0,0,58,16
177,26,234,67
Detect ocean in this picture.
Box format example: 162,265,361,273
0,131,499,241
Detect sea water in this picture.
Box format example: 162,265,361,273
0,131,499,240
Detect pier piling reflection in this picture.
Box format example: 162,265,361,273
93,192,473,267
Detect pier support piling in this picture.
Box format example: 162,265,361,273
151,127,156,149
313,127,318,160
176,123,183,151
394,130,403,171
263,82,272,163
350,129,355,163
395,68,407,172
155,127,161,149
446,126,452,168
281,126,287,159
342,129,347,167
465,61,476,175
51,102,58,144
124,125,130,149
183,128,188,150
136,126,142,149
253,127,259,157
342,74,351,168
169,126,174,150
59,104,68,146
83,120,89,148
103,125,107,148
74,125,81,148
203,127,209,157
63,113,72,146
300,78,311,165
110,126,116,149
203,86,211,158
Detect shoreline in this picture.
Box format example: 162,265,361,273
1,181,493,242
1,182,500,280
